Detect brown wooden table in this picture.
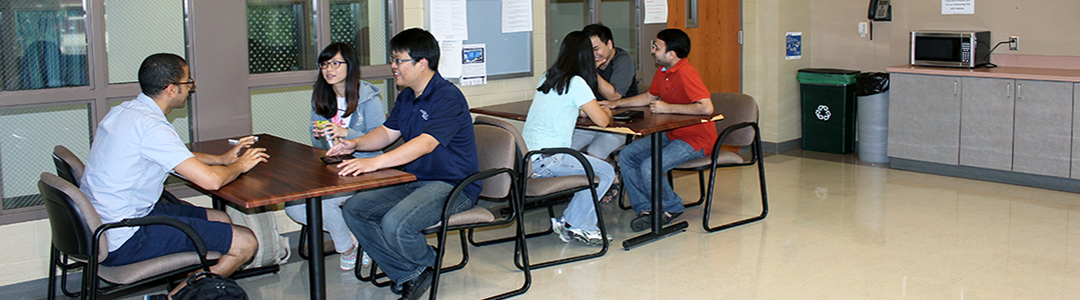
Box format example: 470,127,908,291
471,100,722,249
185,134,415,300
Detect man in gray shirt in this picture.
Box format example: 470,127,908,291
571,23,638,160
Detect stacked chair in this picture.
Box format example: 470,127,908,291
39,172,219,300
469,116,609,269
357,120,532,299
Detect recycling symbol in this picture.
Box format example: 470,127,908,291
815,105,831,121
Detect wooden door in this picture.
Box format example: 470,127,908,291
666,0,741,93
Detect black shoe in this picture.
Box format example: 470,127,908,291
390,281,404,295
398,267,435,300
629,211,683,232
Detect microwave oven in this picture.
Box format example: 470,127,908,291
910,30,991,68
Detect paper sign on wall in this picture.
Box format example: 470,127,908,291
942,0,974,15
643,0,667,24
785,32,802,60
460,44,487,86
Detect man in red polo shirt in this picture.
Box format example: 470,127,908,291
599,28,715,231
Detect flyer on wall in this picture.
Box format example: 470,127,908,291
461,44,487,86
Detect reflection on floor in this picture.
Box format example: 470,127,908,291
86,150,1080,299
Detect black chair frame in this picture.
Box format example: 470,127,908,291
41,175,215,300
466,147,609,269
675,122,769,232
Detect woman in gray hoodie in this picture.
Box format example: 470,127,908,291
287,42,386,271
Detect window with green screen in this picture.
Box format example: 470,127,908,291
247,0,316,74
0,103,91,210
0,3,88,91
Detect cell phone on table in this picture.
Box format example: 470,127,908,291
320,154,353,164
612,110,644,121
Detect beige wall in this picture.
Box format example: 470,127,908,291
744,0,813,144
811,0,1080,71
746,0,1080,145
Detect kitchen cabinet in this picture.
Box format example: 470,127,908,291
1074,83,1080,179
888,73,961,165
959,77,1014,171
1012,80,1073,177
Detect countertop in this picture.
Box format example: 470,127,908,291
886,65,1080,83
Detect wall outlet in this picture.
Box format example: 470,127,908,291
858,22,868,37
1009,36,1019,51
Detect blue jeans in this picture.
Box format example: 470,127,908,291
530,153,615,231
571,129,626,159
619,132,704,215
341,180,474,283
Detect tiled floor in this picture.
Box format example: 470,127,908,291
65,150,1080,299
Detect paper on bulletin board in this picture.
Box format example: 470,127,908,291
429,0,468,41
785,32,802,60
439,39,463,78
502,0,533,33
460,44,487,86
643,0,667,24
942,0,974,15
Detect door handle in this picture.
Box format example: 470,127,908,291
1006,83,1011,98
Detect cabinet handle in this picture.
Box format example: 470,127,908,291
1006,83,1011,98
954,81,958,95
1016,83,1021,100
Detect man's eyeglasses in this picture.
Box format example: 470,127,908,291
319,60,346,69
173,78,195,88
390,57,416,65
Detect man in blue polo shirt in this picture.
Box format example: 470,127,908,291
327,28,480,300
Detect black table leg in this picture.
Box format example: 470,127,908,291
623,133,688,250
306,197,325,300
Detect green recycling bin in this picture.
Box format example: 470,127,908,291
797,68,859,154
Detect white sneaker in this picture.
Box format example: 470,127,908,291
361,251,372,268
566,227,610,246
550,217,573,243
340,242,358,271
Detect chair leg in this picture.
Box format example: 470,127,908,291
48,247,58,300
682,171,706,208
703,142,769,232
518,188,609,270
297,225,336,260
610,151,632,211
82,260,97,300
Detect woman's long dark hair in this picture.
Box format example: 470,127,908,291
538,31,598,96
313,43,361,119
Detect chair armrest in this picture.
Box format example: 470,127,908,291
524,148,598,188
440,168,518,222
93,216,212,270
710,122,759,159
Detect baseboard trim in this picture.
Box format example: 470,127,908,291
762,138,802,154
890,158,1080,193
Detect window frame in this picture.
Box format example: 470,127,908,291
0,0,402,225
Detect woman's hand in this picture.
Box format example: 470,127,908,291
312,121,349,140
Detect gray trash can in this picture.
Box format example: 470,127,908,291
855,72,889,163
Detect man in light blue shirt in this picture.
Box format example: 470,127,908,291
80,53,268,299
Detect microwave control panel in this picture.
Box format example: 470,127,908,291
961,42,970,62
